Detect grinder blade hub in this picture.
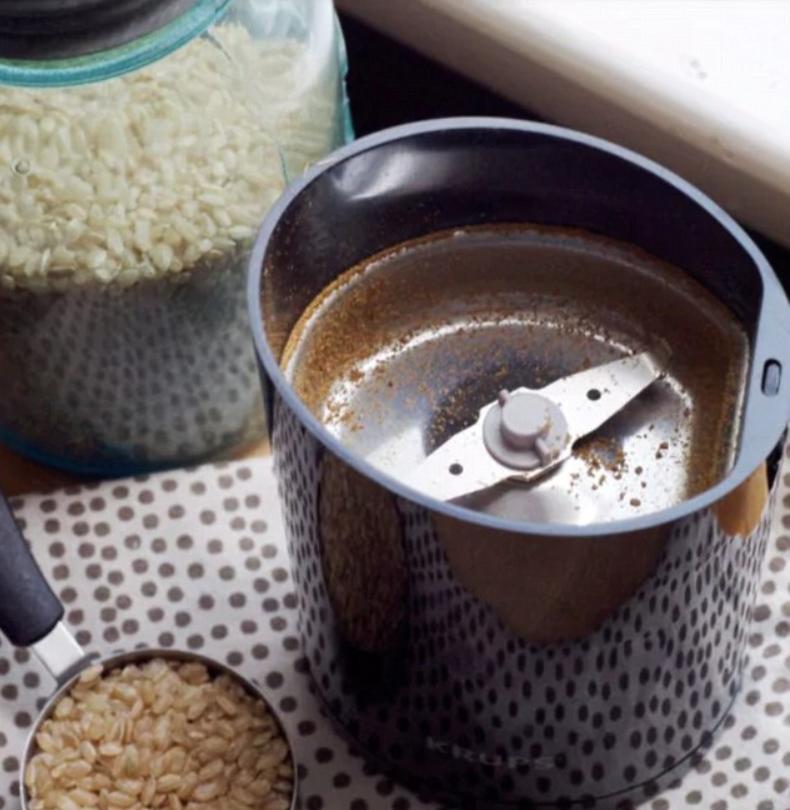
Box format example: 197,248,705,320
484,390,569,469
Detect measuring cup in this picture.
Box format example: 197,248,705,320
0,489,297,810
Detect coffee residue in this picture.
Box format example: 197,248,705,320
280,223,749,522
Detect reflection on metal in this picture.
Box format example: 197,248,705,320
318,454,408,653
273,400,778,805
31,622,86,684
433,509,667,643
713,462,770,538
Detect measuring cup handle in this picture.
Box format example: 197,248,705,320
0,491,63,646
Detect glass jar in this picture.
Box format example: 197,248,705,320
0,0,350,474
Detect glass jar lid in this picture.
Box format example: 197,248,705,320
0,0,231,87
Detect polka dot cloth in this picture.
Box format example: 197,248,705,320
0,448,787,809
0,460,424,810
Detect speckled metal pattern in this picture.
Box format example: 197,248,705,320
274,399,781,806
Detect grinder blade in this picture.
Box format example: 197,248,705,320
404,351,665,502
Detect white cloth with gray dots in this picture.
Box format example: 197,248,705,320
0,449,788,810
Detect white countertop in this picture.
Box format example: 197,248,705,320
340,0,790,246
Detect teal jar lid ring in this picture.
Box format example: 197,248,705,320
0,0,232,87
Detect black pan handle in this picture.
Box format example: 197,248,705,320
0,490,63,646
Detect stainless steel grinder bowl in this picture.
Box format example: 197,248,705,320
248,119,790,807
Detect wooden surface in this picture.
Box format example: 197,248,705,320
0,439,270,497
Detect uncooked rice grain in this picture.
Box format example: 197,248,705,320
0,24,338,293
25,658,294,809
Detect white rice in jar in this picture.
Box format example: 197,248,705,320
0,21,347,471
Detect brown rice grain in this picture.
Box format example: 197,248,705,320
26,659,293,810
